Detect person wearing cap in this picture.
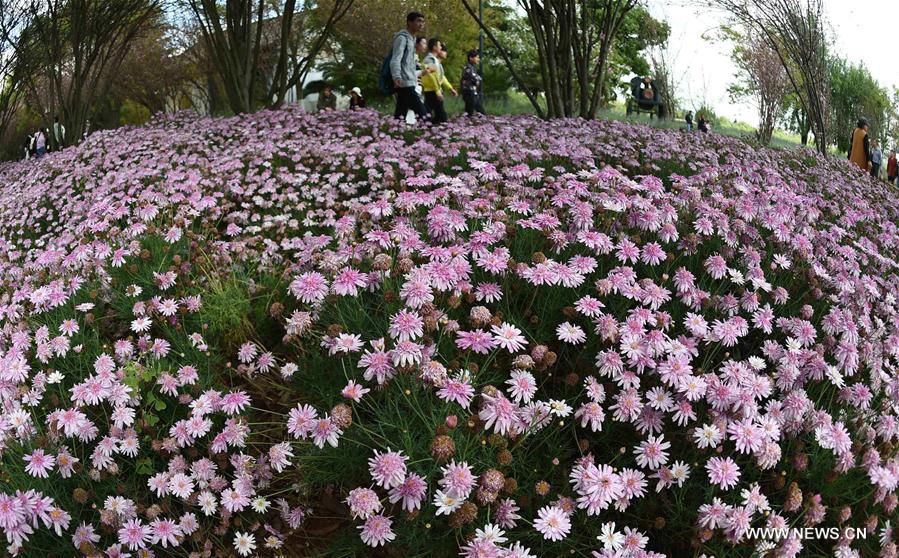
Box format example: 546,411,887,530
349,87,366,109
421,38,457,124
848,117,871,172
461,49,485,116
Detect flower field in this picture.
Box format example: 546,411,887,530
1,107,898,558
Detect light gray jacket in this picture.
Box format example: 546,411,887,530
390,29,417,88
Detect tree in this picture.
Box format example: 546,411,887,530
827,57,890,154
11,0,162,146
648,39,679,120
706,0,830,154
725,28,791,145
186,0,354,114
460,0,641,119
110,21,199,115
0,0,26,140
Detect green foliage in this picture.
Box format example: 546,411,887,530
608,6,670,101
828,56,891,152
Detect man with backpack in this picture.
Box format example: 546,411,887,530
389,12,430,122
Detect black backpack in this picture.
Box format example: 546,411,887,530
378,48,395,96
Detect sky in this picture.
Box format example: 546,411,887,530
648,0,899,124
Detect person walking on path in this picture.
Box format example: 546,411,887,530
391,12,430,122
848,118,871,172
421,38,457,124
460,49,486,116
349,87,366,109
870,139,883,179
887,150,898,184
685,110,694,132
52,115,65,150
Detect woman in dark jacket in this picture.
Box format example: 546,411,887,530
349,87,366,109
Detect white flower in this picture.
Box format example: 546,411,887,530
198,491,217,516
597,521,624,551
825,365,845,388
548,399,572,417
747,356,766,370
556,322,586,344
233,531,256,557
670,461,691,486
432,490,463,516
251,497,270,513
475,523,507,544
693,424,722,449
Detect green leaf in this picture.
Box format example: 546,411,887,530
153,399,167,411
135,458,154,475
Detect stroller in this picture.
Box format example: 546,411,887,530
626,76,667,119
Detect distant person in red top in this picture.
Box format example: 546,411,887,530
888,149,898,184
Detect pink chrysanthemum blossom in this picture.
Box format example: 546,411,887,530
533,505,571,541
388,473,427,512
358,514,395,547
368,448,408,489
706,456,741,490
491,322,528,353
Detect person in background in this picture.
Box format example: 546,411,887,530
421,38,457,125
870,139,882,179
34,128,47,158
460,49,485,116
684,110,694,132
52,115,65,150
391,12,430,122
349,87,366,109
887,149,897,184
848,117,871,172
697,114,709,133
23,133,32,160
317,84,337,112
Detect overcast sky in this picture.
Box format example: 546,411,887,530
648,0,899,123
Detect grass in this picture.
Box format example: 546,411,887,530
369,90,807,149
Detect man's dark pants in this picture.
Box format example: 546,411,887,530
424,92,448,124
394,87,429,119
463,91,486,116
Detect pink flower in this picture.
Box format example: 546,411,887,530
341,380,370,402
437,376,475,408
346,487,382,519
633,434,670,470
388,309,424,342
706,456,741,490
534,505,570,541
359,514,395,547
23,449,55,478
439,460,475,499
456,329,497,354
368,448,407,489
388,473,427,512
149,518,182,548
118,518,150,550
491,322,528,353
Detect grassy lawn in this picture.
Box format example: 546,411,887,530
369,90,806,149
